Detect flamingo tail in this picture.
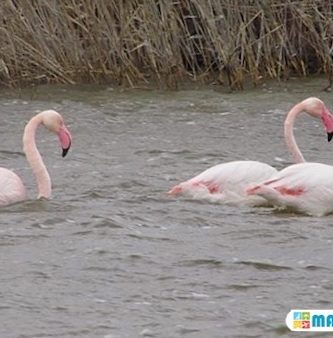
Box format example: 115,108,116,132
168,184,183,196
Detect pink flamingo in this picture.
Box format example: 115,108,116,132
247,97,333,216
0,110,72,206
169,97,333,206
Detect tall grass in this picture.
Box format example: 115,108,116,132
0,0,332,89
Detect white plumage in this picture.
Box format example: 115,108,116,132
247,163,333,216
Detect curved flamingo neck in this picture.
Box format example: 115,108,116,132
23,113,51,199
284,102,306,163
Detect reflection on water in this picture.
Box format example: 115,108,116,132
1,79,333,337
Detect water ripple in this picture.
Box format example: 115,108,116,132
177,258,224,268
236,260,292,271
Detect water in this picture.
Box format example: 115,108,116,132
1,79,333,338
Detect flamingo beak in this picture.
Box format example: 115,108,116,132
328,132,333,142
62,145,71,157
322,109,333,142
58,126,72,157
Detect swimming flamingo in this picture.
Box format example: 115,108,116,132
169,97,333,206
247,97,333,216
0,110,72,206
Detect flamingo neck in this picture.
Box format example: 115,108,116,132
23,113,51,199
284,102,306,163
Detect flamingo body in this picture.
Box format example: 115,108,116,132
247,162,333,216
169,160,277,205
0,168,26,206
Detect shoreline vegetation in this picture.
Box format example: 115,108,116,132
0,1,333,90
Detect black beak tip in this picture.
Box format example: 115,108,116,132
62,140,71,157
62,147,70,157
328,132,333,142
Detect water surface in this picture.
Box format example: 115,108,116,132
0,79,333,337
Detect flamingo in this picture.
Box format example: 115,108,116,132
169,97,333,206
246,98,333,216
0,110,72,206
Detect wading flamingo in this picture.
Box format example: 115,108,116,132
169,97,333,206
247,98,333,216
0,110,72,206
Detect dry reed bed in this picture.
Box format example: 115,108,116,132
0,0,332,89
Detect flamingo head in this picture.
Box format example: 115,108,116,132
42,110,72,157
301,97,333,142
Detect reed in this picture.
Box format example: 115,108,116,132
0,0,332,89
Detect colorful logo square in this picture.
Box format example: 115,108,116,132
302,321,310,329
302,312,310,320
293,320,302,329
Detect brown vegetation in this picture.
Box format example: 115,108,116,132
0,0,333,89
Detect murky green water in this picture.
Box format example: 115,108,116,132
1,79,333,337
